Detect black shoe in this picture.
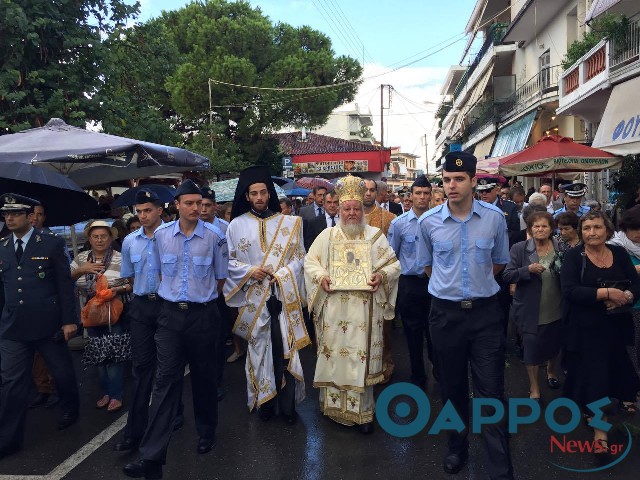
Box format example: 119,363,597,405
57,412,78,430
443,451,468,474
123,459,162,479
172,414,184,432
197,437,216,454
217,387,225,402
114,437,140,452
359,422,374,434
0,443,21,460
44,394,60,409
29,392,50,409
258,406,274,422
547,377,560,389
284,412,298,425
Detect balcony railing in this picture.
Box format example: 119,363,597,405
498,66,561,118
560,39,609,99
610,15,640,70
453,23,509,101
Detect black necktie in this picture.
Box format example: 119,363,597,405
15,238,23,262
330,215,336,227
317,207,324,217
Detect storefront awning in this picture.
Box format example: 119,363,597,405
490,110,537,157
592,77,640,155
473,133,496,160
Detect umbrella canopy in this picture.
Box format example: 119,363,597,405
210,178,287,203
296,177,333,190
271,176,295,187
0,162,98,226
476,156,501,175
112,184,177,207
0,118,209,187
284,187,311,197
498,135,622,177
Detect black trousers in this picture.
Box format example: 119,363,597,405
429,297,514,480
261,309,296,416
397,275,432,386
139,300,220,464
123,295,162,442
0,336,79,449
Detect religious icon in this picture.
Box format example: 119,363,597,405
329,240,372,291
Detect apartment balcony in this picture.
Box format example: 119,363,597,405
558,14,640,122
497,66,561,121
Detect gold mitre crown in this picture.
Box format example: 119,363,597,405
335,174,366,204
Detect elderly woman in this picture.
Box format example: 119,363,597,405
504,211,562,401
609,205,640,379
561,211,640,452
71,220,132,413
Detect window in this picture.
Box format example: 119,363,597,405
539,50,551,90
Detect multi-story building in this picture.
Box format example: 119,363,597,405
313,104,375,144
387,147,420,189
434,0,589,192
557,0,640,200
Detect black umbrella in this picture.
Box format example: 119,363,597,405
0,118,209,187
112,184,177,207
0,162,98,226
271,176,295,187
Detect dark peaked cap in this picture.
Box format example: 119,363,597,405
201,187,216,201
231,166,281,220
444,151,477,174
412,175,431,189
0,193,40,212
134,188,160,204
174,179,201,199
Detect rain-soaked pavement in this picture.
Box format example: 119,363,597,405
0,324,638,480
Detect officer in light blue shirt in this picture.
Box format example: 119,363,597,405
553,182,590,219
125,180,228,480
387,175,435,389
116,188,184,453
416,152,514,479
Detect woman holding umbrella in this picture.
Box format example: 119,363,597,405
70,220,132,412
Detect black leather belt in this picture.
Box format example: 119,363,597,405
432,295,497,310
135,293,158,301
165,300,210,310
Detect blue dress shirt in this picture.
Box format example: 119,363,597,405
387,209,423,276
13,227,34,253
120,226,161,296
553,205,590,218
213,216,229,235
154,220,228,303
417,200,509,301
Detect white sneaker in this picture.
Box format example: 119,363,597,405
227,351,245,363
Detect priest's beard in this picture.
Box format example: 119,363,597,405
339,217,366,239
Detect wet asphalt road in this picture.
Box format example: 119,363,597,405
0,325,639,480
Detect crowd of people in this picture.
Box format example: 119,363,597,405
0,153,639,480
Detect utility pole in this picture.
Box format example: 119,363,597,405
423,133,429,176
380,84,392,147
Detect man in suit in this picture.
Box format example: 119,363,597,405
376,181,403,216
304,191,339,251
539,183,561,214
0,194,80,459
298,186,327,222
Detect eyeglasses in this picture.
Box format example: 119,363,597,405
1,212,27,218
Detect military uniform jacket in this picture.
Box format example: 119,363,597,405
0,231,76,341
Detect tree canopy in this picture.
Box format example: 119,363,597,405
1,0,362,177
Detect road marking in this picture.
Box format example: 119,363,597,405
0,367,191,479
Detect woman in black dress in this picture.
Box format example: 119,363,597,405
561,211,640,452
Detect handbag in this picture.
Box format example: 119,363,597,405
81,275,123,328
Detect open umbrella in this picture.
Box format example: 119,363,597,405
296,177,333,190
112,184,177,207
271,176,295,187
210,178,287,202
476,156,501,175
0,162,97,225
0,118,209,187
498,135,622,177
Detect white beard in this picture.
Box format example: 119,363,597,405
339,217,366,239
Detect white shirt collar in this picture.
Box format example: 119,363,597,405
13,227,34,247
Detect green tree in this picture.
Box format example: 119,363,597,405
0,0,139,133
158,0,362,174
96,20,182,145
